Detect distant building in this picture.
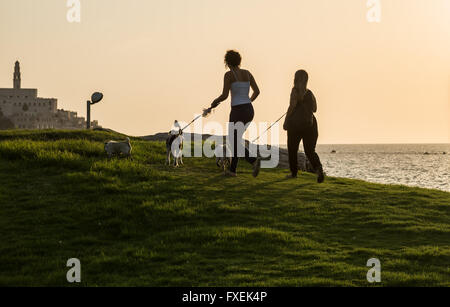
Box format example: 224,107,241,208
0,61,99,130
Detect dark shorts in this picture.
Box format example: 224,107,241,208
229,103,254,124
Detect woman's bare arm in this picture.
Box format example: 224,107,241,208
211,73,231,108
283,89,298,130
249,72,260,102
310,91,317,113
286,89,298,118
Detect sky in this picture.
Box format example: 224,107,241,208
0,0,449,144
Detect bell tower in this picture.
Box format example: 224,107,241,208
13,61,21,89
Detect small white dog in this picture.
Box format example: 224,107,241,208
166,121,184,167
215,143,232,172
104,137,132,159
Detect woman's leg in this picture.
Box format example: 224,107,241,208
240,104,256,165
235,127,257,165
287,129,302,177
302,119,324,183
229,126,240,173
302,119,322,170
229,104,255,173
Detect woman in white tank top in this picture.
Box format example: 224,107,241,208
209,50,261,177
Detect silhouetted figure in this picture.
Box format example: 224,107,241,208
209,50,261,177
283,70,324,183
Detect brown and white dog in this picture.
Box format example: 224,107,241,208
166,121,184,167
215,143,232,173
104,137,132,159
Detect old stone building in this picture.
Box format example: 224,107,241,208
0,61,99,130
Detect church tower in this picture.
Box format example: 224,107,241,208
13,61,21,89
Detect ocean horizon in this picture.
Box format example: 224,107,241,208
165,132,450,192
182,135,450,192
281,143,450,192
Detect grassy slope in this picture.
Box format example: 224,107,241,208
0,130,449,287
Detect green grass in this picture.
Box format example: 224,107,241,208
0,130,449,286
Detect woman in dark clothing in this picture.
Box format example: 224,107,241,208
209,50,261,177
283,70,324,183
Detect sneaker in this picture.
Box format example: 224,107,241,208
317,166,325,183
252,158,261,177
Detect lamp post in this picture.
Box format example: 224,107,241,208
86,92,103,129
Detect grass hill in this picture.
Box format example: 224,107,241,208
0,130,449,286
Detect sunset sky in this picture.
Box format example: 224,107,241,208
1,0,449,144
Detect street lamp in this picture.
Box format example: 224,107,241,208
86,92,103,129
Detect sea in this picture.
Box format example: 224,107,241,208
307,144,450,192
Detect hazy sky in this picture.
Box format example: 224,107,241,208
1,0,449,143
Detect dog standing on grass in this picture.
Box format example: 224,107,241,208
166,120,184,167
104,137,132,159
215,143,232,173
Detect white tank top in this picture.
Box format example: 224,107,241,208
230,69,251,107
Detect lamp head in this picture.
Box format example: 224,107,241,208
91,92,103,104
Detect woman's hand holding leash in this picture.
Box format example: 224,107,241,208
202,107,213,118
203,100,220,118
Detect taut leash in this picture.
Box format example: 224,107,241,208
252,112,287,143
181,114,202,132
179,108,285,143
180,107,213,132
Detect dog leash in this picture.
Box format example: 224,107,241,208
181,114,202,132
251,112,287,143
180,107,213,132
180,109,285,143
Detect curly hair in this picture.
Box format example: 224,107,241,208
224,50,242,68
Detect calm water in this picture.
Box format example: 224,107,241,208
311,144,450,192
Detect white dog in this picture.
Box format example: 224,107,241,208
166,121,184,167
104,137,132,159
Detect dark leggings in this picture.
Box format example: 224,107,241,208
229,103,257,173
287,117,322,176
